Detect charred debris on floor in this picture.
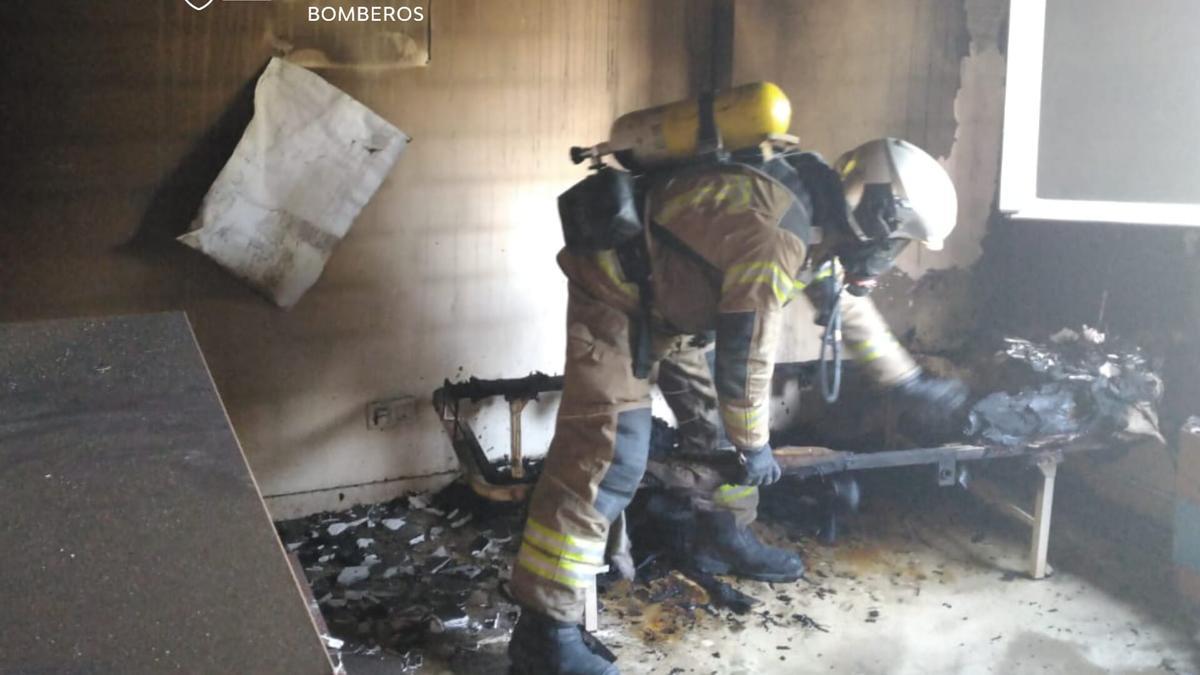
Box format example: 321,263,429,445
276,469,835,668
275,482,526,668
276,325,1163,667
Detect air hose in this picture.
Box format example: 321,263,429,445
818,277,843,403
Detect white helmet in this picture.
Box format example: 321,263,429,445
834,138,957,251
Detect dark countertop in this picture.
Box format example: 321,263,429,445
0,312,332,674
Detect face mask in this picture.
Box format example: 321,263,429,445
838,237,910,296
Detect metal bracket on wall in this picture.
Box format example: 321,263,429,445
431,373,563,502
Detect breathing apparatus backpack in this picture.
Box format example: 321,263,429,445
556,82,797,378
558,81,795,255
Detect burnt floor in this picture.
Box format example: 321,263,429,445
279,467,1200,675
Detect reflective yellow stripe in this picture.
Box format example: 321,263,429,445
715,484,758,505
522,530,603,565
523,519,606,564
846,338,883,362
520,543,605,577
518,556,587,588
721,405,765,432
657,176,754,224
846,338,874,355
723,261,803,304
846,335,900,363
725,262,794,289
595,251,638,299
516,542,602,589
813,260,838,281
840,157,858,178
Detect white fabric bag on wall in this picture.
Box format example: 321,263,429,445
179,57,409,308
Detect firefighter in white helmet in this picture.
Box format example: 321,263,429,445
507,135,967,675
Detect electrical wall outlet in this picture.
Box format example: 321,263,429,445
366,396,415,431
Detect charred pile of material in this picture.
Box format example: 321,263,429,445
275,483,525,669
965,326,1164,447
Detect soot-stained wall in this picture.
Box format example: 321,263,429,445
733,0,1009,362
0,0,691,517
972,218,1200,525
978,220,1200,442
1,0,1019,517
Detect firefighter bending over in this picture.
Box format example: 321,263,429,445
507,84,968,675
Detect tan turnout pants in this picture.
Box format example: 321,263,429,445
510,283,757,622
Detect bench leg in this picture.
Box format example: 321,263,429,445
1029,456,1058,579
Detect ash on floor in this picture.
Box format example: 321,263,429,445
275,483,526,672
278,472,1198,675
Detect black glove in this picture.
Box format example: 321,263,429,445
891,369,970,429
737,443,782,486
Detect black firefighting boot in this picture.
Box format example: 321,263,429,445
508,610,619,675
690,511,805,582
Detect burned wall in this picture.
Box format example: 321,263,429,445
977,220,1200,443
0,0,1030,518
967,201,1200,527
0,0,691,516
732,0,1009,361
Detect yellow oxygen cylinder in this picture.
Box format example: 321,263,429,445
603,82,792,168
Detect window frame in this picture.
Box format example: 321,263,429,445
999,0,1200,226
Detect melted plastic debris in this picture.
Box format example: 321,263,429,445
967,327,1163,447
275,481,525,669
